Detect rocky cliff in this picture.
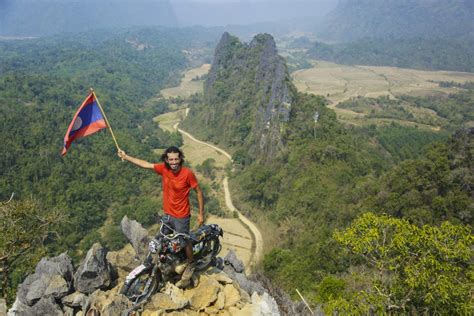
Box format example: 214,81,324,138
7,217,305,316
182,32,296,164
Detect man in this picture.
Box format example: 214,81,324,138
118,146,204,288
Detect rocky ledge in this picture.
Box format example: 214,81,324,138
7,217,282,316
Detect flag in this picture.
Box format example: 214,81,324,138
61,92,108,156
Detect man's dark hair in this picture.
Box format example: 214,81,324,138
161,146,185,168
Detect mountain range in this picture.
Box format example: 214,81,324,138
317,0,474,42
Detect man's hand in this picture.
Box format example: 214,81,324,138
118,149,126,161
197,213,204,226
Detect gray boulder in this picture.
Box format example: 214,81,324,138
223,250,266,295
8,296,64,316
224,250,245,273
120,216,150,260
35,253,75,283
8,297,35,315
32,296,64,316
74,243,112,294
25,275,50,305
15,253,74,306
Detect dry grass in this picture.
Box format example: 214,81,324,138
206,215,253,267
292,60,474,127
293,60,474,103
161,64,211,99
153,109,186,132
154,110,228,168
180,132,230,169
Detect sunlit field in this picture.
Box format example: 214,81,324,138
160,63,211,99
292,60,474,128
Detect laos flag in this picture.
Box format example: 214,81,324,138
61,92,108,156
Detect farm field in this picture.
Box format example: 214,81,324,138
160,63,211,99
153,109,229,169
292,60,474,127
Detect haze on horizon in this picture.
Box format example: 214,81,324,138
0,0,338,37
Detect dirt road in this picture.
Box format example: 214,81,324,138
155,65,264,273
174,123,264,273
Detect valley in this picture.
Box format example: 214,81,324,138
153,66,264,273
292,59,474,127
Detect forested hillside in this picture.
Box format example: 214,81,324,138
318,0,474,42
182,32,473,313
0,27,219,301
307,38,474,72
304,0,474,72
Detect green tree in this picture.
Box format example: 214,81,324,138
196,158,216,179
0,198,64,302
330,213,473,314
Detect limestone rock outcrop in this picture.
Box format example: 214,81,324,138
8,217,282,315
74,243,113,294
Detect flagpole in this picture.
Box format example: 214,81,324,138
90,88,121,152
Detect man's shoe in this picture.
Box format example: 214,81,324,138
176,262,195,288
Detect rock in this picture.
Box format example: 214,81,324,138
106,244,138,272
7,297,29,315
120,216,150,260
35,253,75,283
30,296,64,316
63,306,75,316
228,306,241,315
62,291,88,309
189,275,221,311
252,292,280,316
144,283,188,311
238,286,251,304
25,275,50,305
15,253,74,306
236,303,257,315
224,250,244,273
145,293,186,311
223,284,240,309
74,243,113,294
223,267,265,296
214,291,225,310
206,268,233,284
85,288,131,316
204,305,220,314
25,274,69,306
44,274,70,298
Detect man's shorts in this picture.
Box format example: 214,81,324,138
161,214,190,235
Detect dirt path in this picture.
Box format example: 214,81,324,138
222,177,263,273
155,65,264,273
173,122,264,273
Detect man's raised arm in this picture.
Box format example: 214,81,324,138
118,150,154,169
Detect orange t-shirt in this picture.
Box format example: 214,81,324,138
153,163,198,218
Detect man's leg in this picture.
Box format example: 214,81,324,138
170,215,195,288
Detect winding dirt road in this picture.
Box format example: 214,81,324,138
173,123,264,273
157,65,263,273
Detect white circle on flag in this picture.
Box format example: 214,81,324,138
72,116,83,131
